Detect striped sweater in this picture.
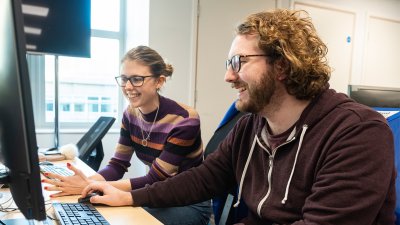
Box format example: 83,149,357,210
98,95,204,189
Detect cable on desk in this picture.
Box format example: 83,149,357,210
0,200,19,222
45,199,59,222
0,194,17,213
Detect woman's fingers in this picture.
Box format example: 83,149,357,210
66,163,80,174
82,182,103,196
49,190,76,198
41,163,97,197
41,176,61,186
42,172,64,181
42,175,87,195
66,163,89,181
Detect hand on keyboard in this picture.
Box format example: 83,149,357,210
40,163,74,178
42,163,92,197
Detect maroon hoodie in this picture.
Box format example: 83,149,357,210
132,89,396,225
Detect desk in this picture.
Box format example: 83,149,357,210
0,158,163,225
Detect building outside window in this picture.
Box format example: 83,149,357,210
28,0,125,129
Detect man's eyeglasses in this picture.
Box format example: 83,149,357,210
225,54,268,73
115,75,154,87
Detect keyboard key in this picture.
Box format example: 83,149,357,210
40,164,74,177
53,203,110,225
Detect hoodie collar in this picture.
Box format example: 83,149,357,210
233,124,309,208
233,88,351,208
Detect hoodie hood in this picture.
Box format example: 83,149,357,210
233,88,356,213
299,88,354,129
245,88,354,143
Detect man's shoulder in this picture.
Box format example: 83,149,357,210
338,100,388,124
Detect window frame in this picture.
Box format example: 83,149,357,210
28,0,126,131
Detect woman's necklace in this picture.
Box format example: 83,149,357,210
139,106,159,147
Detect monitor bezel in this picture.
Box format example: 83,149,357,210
348,85,400,108
0,0,46,221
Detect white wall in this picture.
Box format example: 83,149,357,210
148,0,197,106
37,0,400,179
195,0,277,145
293,1,356,94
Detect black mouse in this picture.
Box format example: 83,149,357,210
78,192,103,205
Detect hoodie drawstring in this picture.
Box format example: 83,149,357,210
233,124,309,208
233,135,259,208
281,124,308,204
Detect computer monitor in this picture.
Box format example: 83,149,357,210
21,0,91,58
348,85,400,108
77,116,116,171
0,0,46,221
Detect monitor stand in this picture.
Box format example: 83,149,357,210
82,141,104,171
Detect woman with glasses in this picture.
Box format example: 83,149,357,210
42,45,211,225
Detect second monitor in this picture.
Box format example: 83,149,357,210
77,116,116,171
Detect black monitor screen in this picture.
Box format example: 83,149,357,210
77,116,115,171
21,0,91,57
0,0,46,221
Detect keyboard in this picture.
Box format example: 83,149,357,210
53,202,110,225
40,164,74,177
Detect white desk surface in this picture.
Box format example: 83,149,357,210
0,158,163,225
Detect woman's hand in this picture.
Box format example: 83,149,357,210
82,181,134,206
42,163,95,197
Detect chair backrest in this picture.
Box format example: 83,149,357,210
204,111,246,158
373,108,399,224
384,111,400,225
204,102,248,225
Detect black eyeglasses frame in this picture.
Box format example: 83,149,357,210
225,54,268,73
115,75,155,87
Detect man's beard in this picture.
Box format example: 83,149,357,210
236,70,276,114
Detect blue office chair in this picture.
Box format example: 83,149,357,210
385,111,400,225
204,101,248,225
373,108,400,224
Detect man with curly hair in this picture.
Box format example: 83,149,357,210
81,9,396,225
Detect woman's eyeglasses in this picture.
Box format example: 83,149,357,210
115,75,154,87
225,54,268,73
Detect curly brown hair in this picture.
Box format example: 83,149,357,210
236,9,331,100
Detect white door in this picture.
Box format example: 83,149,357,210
363,16,400,87
294,2,356,94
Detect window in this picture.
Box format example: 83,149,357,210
61,104,71,112
74,103,85,112
28,0,125,129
